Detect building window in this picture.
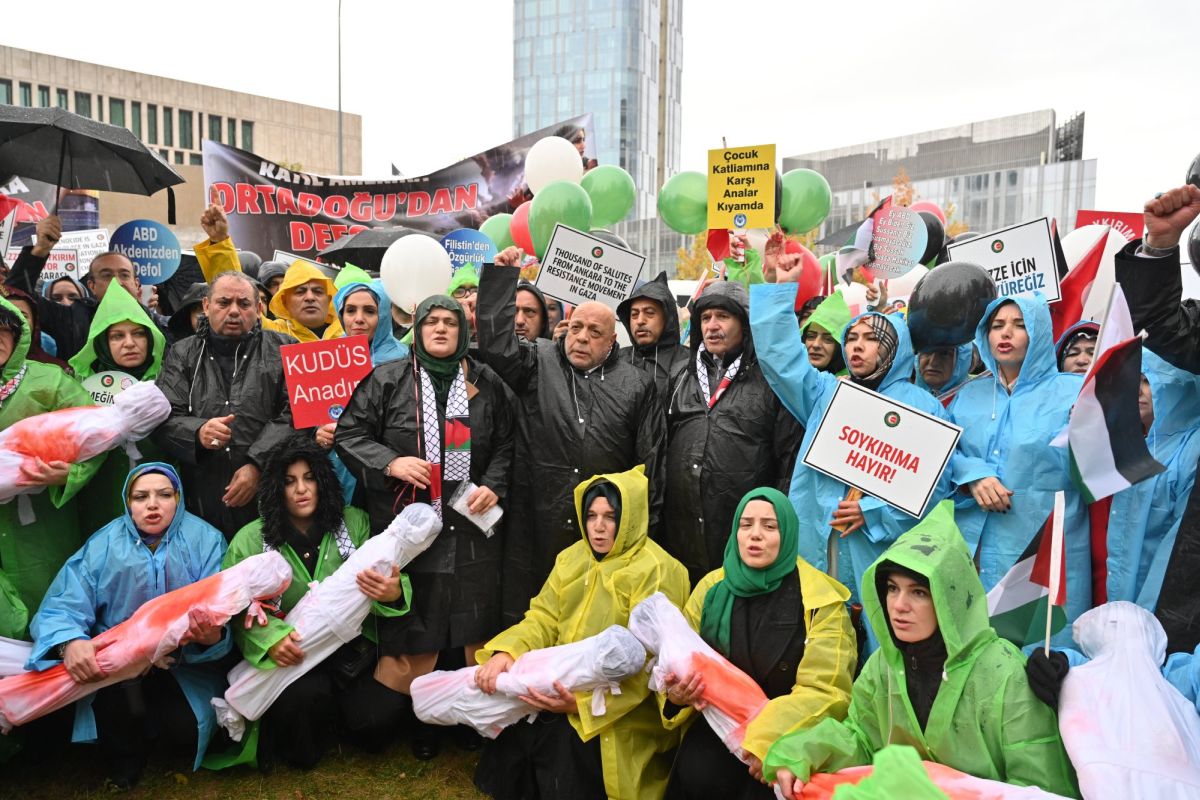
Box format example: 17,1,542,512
189,153,203,166
19,82,32,107
227,118,236,147
174,151,183,165
0,80,11,105
208,114,222,143
97,96,103,122
56,88,68,109
148,104,158,144
74,92,92,118
241,121,254,152
131,102,142,139
37,85,49,107
178,110,193,149
163,107,173,146
109,98,125,128
158,148,168,160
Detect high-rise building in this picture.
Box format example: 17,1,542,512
512,0,682,221
784,110,1097,241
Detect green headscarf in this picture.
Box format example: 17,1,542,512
700,486,801,656
413,294,469,402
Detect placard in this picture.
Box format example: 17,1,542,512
9,229,109,283
868,205,928,278
802,381,961,518
272,249,324,270
1075,210,1143,243
81,370,138,406
946,217,1060,302
534,224,646,310
707,144,776,230
110,219,181,285
281,335,373,428
441,228,496,271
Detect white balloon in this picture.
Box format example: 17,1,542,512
886,264,928,300
1061,224,1126,323
524,136,584,195
379,234,453,315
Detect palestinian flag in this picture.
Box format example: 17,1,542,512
987,494,1068,647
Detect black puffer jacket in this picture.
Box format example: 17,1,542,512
475,264,667,623
152,320,296,538
663,280,803,585
616,272,689,398
1115,240,1200,653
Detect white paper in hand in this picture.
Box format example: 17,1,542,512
448,480,503,536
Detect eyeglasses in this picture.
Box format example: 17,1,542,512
451,286,478,300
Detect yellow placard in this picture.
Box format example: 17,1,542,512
707,143,776,231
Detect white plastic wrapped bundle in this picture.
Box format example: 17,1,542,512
1058,601,1200,800
0,637,32,678
0,551,292,733
0,381,171,503
411,625,647,738
212,504,441,741
628,592,768,764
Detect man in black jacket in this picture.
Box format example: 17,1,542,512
476,247,667,623
1114,182,1200,654
615,272,688,398
663,280,803,585
152,270,296,538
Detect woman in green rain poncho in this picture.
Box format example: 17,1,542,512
764,503,1079,800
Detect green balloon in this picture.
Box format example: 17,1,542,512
479,213,515,251
581,165,636,229
779,169,832,234
529,180,593,258
657,171,708,235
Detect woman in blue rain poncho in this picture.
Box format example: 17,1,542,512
949,295,1090,630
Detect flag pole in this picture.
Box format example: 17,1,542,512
1044,491,1065,656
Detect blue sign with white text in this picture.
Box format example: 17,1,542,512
110,219,182,285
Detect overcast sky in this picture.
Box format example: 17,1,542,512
2,0,1197,213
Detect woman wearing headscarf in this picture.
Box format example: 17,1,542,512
0,284,73,374
659,487,856,800
42,275,87,307
949,296,1090,635
472,466,690,800
763,505,1078,799
749,283,955,623
335,293,514,759
799,293,849,375
218,435,411,770
25,463,229,789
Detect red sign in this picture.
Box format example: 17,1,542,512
1075,210,1143,243
282,336,373,428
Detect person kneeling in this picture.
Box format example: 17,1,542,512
660,487,856,799
26,464,229,790
764,504,1079,799
472,466,689,800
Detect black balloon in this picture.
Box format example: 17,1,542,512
1187,151,1200,189
951,231,981,243
917,211,945,265
774,170,783,223
907,261,998,351
588,229,630,249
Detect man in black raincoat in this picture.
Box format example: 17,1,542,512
476,248,666,623
616,272,688,398
514,279,551,340
153,271,296,538
663,280,803,585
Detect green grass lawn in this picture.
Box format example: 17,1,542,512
5,738,487,799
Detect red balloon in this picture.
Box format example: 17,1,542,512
785,240,824,306
910,200,946,225
510,200,536,256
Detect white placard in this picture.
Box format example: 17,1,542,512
946,217,1061,303
534,225,646,310
272,249,325,270
12,228,110,283
802,381,961,518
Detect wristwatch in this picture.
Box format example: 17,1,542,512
56,641,72,659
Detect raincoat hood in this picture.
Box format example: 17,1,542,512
1054,320,1100,371
617,273,680,353
333,262,373,291
863,502,994,669
573,465,649,562
120,462,185,540
841,310,916,392
333,279,409,366
167,282,210,339
690,279,753,358
446,263,480,297
974,295,1057,385
0,293,31,380
257,260,288,289
1144,348,1200,439
914,342,975,395
69,283,166,380
801,292,851,375
266,261,341,335
515,280,551,340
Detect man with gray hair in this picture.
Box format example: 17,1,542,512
153,270,296,538
475,247,666,624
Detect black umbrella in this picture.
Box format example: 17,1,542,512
0,106,183,219
317,226,423,271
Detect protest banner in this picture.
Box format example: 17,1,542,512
1075,210,1143,243
203,115,595,259
707,144,775,230
802,381,961,518
441,228,497,271
867,204,928,278
534,224,646,310
111,219,181,285
946,217,1061,303
282,336,373,428
0,205,15,255
272,249,326,271
7,228,109,283
80,370,138,406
